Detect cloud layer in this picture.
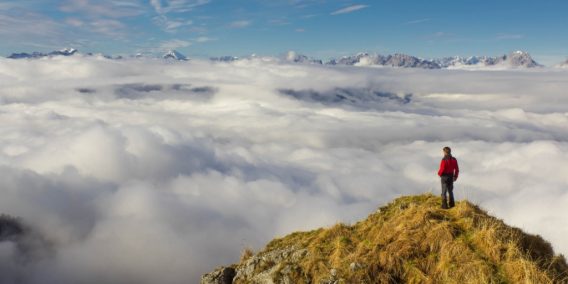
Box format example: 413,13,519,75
1,57,568,283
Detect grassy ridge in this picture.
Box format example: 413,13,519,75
236,194,568,283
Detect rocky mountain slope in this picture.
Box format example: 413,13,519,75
202,194,568,284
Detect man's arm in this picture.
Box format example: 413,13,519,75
438,159,445,176
453,159,459,181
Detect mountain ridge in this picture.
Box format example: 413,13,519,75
3,48,560,68
202,194,568,284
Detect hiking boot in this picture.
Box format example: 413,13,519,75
441,200,449,209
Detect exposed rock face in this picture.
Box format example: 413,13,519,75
202,194,568,284
201,267,236,284
382,53,440,69
202,247,310,284
507,50,541,67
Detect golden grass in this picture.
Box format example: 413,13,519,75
239,247,254,263
237,193,568,283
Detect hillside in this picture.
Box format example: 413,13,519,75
202,194,568,284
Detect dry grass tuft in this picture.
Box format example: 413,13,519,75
239,247,254,263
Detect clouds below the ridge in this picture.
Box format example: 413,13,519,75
1,57,568,283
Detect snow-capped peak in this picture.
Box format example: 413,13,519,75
163,50,188,61
59,48,77,55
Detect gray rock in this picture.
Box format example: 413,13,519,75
201,267,236,284
349,262,362,271
208,246,308,283
330,268,337,277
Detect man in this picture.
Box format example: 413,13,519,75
437,146,459,209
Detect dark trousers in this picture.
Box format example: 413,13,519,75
440,175,455,208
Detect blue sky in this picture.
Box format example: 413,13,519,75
1,0,567,64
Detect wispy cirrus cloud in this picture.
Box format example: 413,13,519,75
330,4,369,15
150,0,210,15
89,19,127,38
150,0,209,33
159,39,192,50
56,0,146,39
269,18,291,26
195,36,215,43
153,17,194,33
153,37,211,53
59,0,145,18
404,18,430,25
230,20,252,29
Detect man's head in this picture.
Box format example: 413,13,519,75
443,146,451,156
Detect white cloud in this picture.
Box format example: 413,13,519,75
1,57,568,283
229,20,251,29
330,4,369,15
150,0,210,15
405,18,430,25
159,39,192,50
150,0,208,32
59,0,145,18
195,36,215,43
89,19,127,37
65,18,85,27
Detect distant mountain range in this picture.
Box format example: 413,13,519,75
432,51,542,69
5,49,188,61
7,48,79,59
213,50,546,69
281,50,542,69
4,48,563,69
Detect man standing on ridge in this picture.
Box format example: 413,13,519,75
438,146,459,209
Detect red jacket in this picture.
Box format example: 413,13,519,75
438,156,459,178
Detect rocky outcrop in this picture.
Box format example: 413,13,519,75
201,267,236,284
202,247,311,284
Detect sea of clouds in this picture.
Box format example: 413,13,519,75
1,56,568,283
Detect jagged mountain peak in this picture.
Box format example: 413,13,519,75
162,50,188,61
507,50,541,67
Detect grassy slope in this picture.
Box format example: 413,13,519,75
238,194,568,283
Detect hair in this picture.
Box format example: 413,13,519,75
443,146,451,156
